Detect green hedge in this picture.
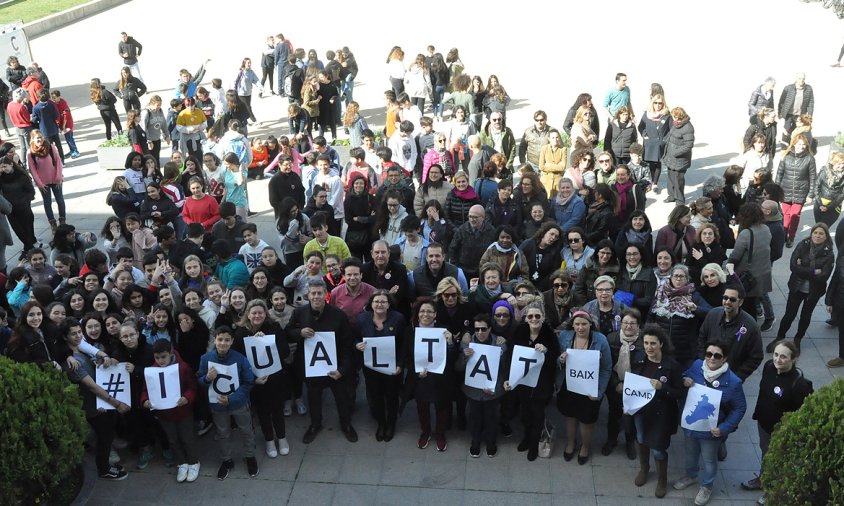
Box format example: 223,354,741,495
0,357,86,504
762,378,844,505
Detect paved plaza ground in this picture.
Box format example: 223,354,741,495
9,0,843,504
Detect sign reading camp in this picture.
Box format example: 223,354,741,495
622,372,656,415
304,332,338,378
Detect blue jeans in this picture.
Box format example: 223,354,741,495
634,414,667,460
432,85,446,117
684,436,719,489
40,184,66,221
64,131,79,154
343,75,355,106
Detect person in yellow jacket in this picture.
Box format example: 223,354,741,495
176,97,207,160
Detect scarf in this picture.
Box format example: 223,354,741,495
673,118,688,129
626,262,642,279
556,191,573,207
485,284,502,297
702,361,729,385
652,281,696,319
437,148,452,174
454,186,478,201
491,242,517,254
567,167,584,189
615,180,633,211
587,201,606,218
626,228,650,247
615,331,639,380
826,166,844,189
647,110,665,121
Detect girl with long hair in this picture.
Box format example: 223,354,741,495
27,130,65,232
115,66,146,113
90,77,122,140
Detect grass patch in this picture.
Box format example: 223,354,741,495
0,0,90,24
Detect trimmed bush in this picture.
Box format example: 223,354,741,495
0,357,86,504
762,378,844,505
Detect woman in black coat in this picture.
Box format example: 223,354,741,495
0,151,37,253
616,243,657,320
631,325,683,498
343,174,375,260
585,183,616,247
637,94,671,192
827,250,844,368
685,224,727,284
115,66,147,113
770,223,835,351
519,222,563,291
139,182,179,230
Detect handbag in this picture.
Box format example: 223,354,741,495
736,229,757,293
538,419,555,458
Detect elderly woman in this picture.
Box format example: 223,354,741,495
582,275,628,337
655,205,697,264
552,177,587,235
674,339,747,506
689,196,714,230
814,151,844,228
604,308,646,461
726,203,772,316
637,94,671,193
617,243,658,319
631,325,683,498
685,223,727,284
574,239,620,305
740,341,813,504
701,175,736,249
562,226,594,285
769,223,834,353
469,262,516,315
519,222,563,291
697,263,728,310
747,77,776,117
355,290,407,441
775,135,816,247
503,302,560,461
542,269,574,331
649,264,700,368
662,107,695,205
479,226,530,283
557,311,612,464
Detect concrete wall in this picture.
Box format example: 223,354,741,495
23,0,128,39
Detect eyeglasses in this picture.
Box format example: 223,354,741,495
671,274,687,279
516,291,531,296
722,295,739,302
621,321,638,327
418,309,436,315
553,283,569,289
525,314,542,320
387,203,399,208
625,252,641,257
442,292,458,299
705,351,724,360
653,101,663,105
494,313,510,319
491,118,501,122
596,288,613,293
568,237,581,243
598,159,611,164
475,327,489,332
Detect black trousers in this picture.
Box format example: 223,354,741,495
468,397,500,447
261,64,275,91
123,96,140,114
240,94,257,122
516,389,547,450
149,139,161,163
251,373,286,440
99,108,122,140
666,168,686,204
363,369,400,427
605,386,634,441
306,376,352,428
88,411,116,474
777,290,823,341
8,203,36,250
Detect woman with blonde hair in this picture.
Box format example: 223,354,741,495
637,94,671,192
775,134,816,247
90,77,122,140
404,54,431,114
386,46,405,96
570,106,597,149
815,151,844,227
342,101,368,148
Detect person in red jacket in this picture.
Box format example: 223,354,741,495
182,176,220,230
7,88,32,163
50,90,80,158
140,339,201,483
21,67,43,104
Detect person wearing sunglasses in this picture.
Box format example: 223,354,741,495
457,313,507,458
594,152,617,186
637,94,671,194
570,105,598,150
542,269,574,331
563,146,597,192
479,112,516,171
675,338,747,506
561,227,594,285
434,276,474,430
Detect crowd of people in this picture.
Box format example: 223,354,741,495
0,34,840,506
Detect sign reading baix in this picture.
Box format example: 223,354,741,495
508,345,545,388
622,372,656,415
207,362,240,404
143,364,181,410
304,332,338,377
244,334,283,376
96,363,133,410
414,327,447,374
565,348,600,397
362,336,396,375
464,342,502,390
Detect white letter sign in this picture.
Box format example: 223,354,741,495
96,363,132,410
414,327,447,374
681,383,722,431
565,349,600,397
464,343,501,390
363,336,397,375
622,372,656,415
207,362,240,404
304,332,337,377
244,334,283,377
508,345,545,388
144,364,181,410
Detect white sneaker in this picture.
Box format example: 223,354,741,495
695,487,712,505
296,398,307,415
186,462,200,482
176,464,189,483
673,476,698,490
266,440,278,458
109,448,120,465
283,400,293,416
278,437,290,456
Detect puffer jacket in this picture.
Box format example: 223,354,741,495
413,180,453,217
815,167,844,211
775,150,816,203
786,238,835,297
662,117,695,172
519,126,551,166
604,119,638,161
443,189,480,227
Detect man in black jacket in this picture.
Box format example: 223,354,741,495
286,280,357,444
362,240,409,313
118,32,144,81
268,155,305,226
410,243,469,297
450,205,496,281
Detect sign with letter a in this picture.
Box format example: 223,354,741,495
96,363,132,410
244,334,283,377
464,342,501,390
622,372,656,415
304,332,337,377
681,383,722,431
207,362,240,404
362,336,396,375
143,364,181,410
414,327,447,374
508,345,545,388
565,349,600,397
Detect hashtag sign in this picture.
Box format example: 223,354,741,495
104,373,126,397
96,364,132,410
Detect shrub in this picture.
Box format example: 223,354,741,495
762,378,844,505
0,357,86,504
99,134,131,148
835,131,844,148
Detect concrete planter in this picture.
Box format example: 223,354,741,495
96,146,131,170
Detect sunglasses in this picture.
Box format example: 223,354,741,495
722,296,739,302
474,327,489,332
494,313,510,319
491,118,502,122
598,159,611,164
526,314,542,320
516,291,531,296
705,351,724,360
568,238,581,243
442,292,458,299
553,283,569,289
